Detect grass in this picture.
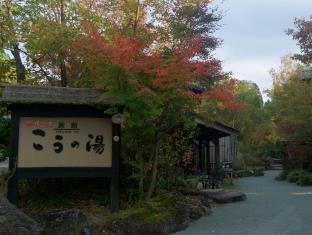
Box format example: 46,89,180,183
220,180,238,190
110,193,183,225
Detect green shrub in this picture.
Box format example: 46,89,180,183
287,170,306,183
287,170,312,186
0,117,10,162
183,177,199,191
0,148,9,162
233,154,246,170
297,171,312,186
244,156,265,168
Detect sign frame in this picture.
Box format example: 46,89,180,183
7,103,120,212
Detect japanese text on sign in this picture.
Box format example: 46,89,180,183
18,117,112,168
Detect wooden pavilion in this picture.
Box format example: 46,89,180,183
193,118,239,175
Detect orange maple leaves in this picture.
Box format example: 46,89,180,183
72,23,244,113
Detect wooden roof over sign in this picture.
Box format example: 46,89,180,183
0,84,112,105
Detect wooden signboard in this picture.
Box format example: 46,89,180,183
18,117,112,168
7,104,120,212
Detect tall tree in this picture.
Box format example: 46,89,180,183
268,55,312,170
71,0,241,198
287,15,312,65
0,0,26,82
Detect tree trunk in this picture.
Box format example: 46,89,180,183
59,0,67,87
147,139,161,199
139,152,144,200
5,1,26,83
11,44,26,83
60,59,67,87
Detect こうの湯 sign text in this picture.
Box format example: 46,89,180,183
17,117,113,168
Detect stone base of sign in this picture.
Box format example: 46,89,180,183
0,196,44,235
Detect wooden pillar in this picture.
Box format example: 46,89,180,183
7,105,19,205
203,141,207,174
214,138,220,169
206,140,211,174
198,139,203,173
111,123,121,213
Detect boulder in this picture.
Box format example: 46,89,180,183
0,196,44,235
199,189,247,203
31,209,88,235
187,204,211,220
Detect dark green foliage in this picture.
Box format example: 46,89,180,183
287,170,305,183
18,178,111,209
297,172,312,186
111,193,183,225
286,170,312,186
0,117,10,162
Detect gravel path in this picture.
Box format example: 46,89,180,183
0,159,8,173
175,170,312,235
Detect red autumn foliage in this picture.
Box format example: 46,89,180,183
72,23,244,113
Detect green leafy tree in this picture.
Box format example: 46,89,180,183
0,0,26,82
0,52,16,82
268,55,312,170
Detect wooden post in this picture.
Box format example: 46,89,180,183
7,105,19,204
198,139,203,173
111,123,121,212
214,138,220,169
206,140,211,174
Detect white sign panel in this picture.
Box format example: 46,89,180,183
18,117,112,168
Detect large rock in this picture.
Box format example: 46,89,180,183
200,189,247,203
0,196,44,235
212,191,247,203
31,209,88,235
184,195,212,220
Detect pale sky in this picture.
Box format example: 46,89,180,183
213,0,312,100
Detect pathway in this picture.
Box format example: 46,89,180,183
0,159,8,173
175,170,312,235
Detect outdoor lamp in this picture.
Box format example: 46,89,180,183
112,113,124,125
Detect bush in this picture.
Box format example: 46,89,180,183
286,170,312,186
287,170,305,183
297,171,312,186
0,148,9,162
233,154,246,170
244,156,265,168
0,117,10,162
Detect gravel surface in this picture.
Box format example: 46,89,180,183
175,170,312,235
0,159,8,173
